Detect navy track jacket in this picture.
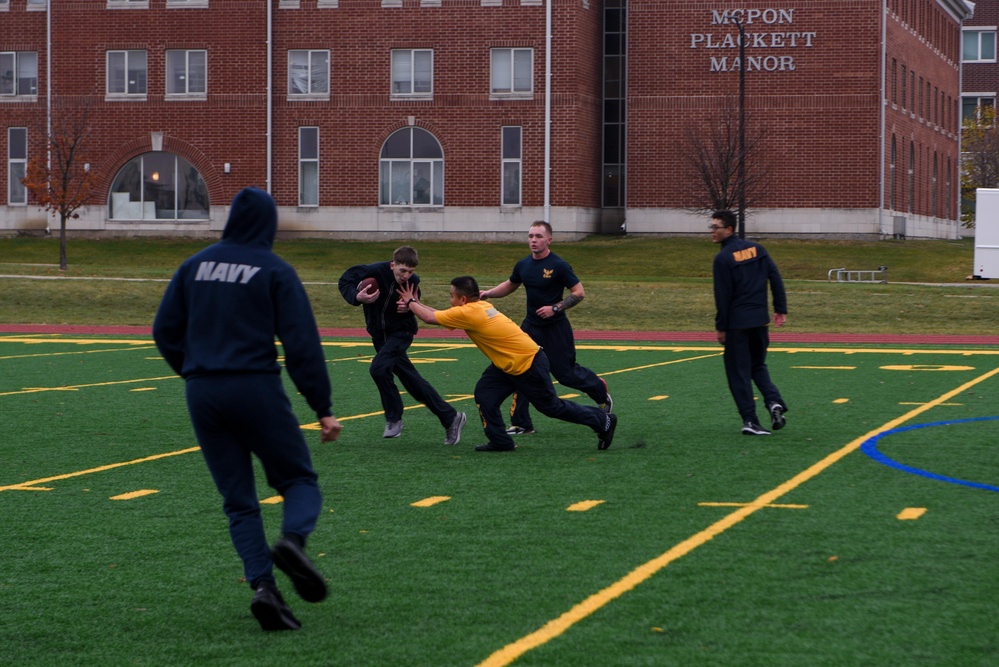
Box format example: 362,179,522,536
338,262,420,341
712,235,787,331
152,187,332,419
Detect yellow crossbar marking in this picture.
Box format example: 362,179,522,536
834,398,850,403
698,502,808,509
567,500,604,512
474,363,999,667
0,375,177,397
649,395,669,401
8,486,52,492
261,495,284,505
130,387,157,392
110,489,159,501
898,507,927,520
411,496,450,507
0,447,201,493
793,366,856,370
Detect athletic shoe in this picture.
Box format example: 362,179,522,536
475,442,516,452
444,412,467,446
250,581,301,631
597,413,618,450
599,377,613,414
769,403,787,431
272,537,328,603
505,425,535,435
741,421,771,436
383,420,403,438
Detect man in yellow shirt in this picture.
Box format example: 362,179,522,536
398,276,617,452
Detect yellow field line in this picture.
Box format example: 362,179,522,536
474,362,999,667
0,447,201,493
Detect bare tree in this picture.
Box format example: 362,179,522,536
677,105,772,226
960,104,999,229
21,98,98,271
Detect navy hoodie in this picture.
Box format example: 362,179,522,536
153,187,332,419
713,235,787,331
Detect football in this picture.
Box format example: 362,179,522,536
358,277,379,295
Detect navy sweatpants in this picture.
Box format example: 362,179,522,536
722,326,785,423
185,373,322,590
475,350,608,448
509,318,607,430
370,331,457,426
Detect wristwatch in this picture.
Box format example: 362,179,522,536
552,304,561,313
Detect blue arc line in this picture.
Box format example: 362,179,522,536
860,416,999,493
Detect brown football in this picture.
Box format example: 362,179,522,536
358,277,379,295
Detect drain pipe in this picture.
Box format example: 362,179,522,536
878,0,886,236
544,0,552,223
266,0,273,193
46,0,52,234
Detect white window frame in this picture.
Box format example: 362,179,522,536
390,49,433,99
299,127,319,207
166,0,209,7
8,127,26,206
287,50,330,99
501,126,522,206
962,94,996,125
106,50,147,99
165,49,207,98
0,52,38,98
0,1,10,13
962,28,997,63
107,0,150,8
26,0,46,8
379,127,444,207
490,48,533,98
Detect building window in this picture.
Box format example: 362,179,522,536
491,48,532,96
27,0,47,7
0,52,38,97
107,50,147,96
501,126,521,206
900,65,906,110
889,135,896,210
379,127,443,206
288,50,329,97
391,49,433,97
166,0,210,6
107,0,150,9
962,29,997,62
908,142,915,213
109,152,209,220
891,59,897,104
8,127,26,206
962,95,995,124
932,152,938,217
299,127,319,207
166,50,206,96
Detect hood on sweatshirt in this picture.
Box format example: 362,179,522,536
221,187,277,248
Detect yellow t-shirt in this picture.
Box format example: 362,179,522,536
434,300,539,375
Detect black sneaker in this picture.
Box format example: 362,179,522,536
250,581,301,631
272,537,328,603
504,425,535,435
597,413,618,450
769,403,787,431
742,421,771,436
475,442,516,452
599,377,613,414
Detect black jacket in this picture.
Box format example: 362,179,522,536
713,236,787,331
338,261,420,340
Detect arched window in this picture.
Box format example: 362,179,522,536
109,152,209,220
379,127,443,206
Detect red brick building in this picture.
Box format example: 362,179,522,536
0,0,973,240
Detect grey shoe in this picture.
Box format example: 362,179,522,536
383,420,403,438
444,412,467,446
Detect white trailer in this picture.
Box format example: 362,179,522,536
974,188,999,279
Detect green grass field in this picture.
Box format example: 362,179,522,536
2,333,997,666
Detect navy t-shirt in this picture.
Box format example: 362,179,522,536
510,252,580,326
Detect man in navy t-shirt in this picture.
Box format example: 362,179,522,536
480,221,612,435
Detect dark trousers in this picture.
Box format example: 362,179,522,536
186,373,322,590
476,350,608,447
723,326,784,423
371,331,457,426
509,318,607,429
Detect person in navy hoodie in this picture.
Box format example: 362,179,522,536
710,209,789,436
153,187,342,631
